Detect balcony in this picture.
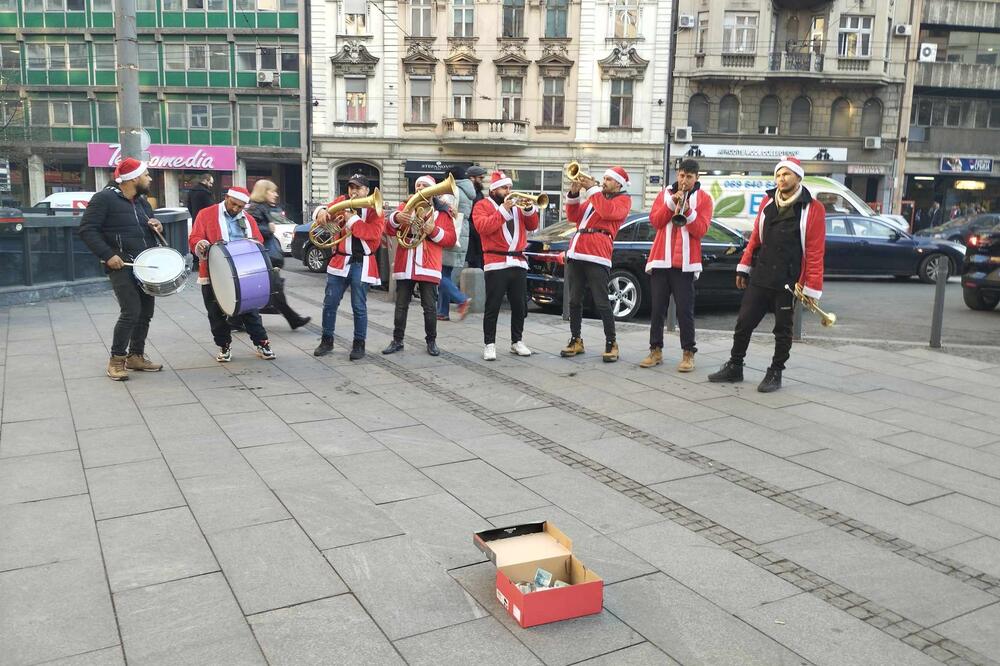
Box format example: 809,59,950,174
916,61,1000,92
440,117,529,149
768,51,825,75
721,54,757,68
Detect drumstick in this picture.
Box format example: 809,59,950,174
122,263,160,269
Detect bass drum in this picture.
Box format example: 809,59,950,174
207,238,277,316
132,246,188,297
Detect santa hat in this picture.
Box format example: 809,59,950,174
226,186,251,204
489,170,512,191
415,174,436,189
603,166,630,190
113,157,147,183
774,156,804,179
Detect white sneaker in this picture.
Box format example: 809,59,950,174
510,341,532,357
483,343,497,361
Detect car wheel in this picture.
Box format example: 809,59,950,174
607,269,642,321
962,287,1000,311
918,253,952,284
305,245,327,273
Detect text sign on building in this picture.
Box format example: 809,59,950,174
673,144,848,162
847,164,886,175
939,157,993,174
87,143,238,172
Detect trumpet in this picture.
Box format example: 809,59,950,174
308,189,383,249
564,161,593,185
785,283,836,327
398,174,459,250
671,188,691,227
506,192,549,211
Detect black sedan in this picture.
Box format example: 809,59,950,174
290,222,330,272
525,214,748,320
961,225,1000,310
915,213,1000,247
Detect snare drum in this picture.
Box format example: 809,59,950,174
207,238,277,316
132,247,188,297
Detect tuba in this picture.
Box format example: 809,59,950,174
564,161,592,185
506,192,549,211
308,189,383,250
397,174,459,250
786,283,836,327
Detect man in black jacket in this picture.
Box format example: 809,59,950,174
187,173,214,220
464,165,487,269
79,157,165,381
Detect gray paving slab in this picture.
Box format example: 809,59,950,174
934,601,1000,661
450,562,644,666
695,440,830,490
605,573,805,665
174,366,245,390
128,382,199,410
504,407,608,445
768,527,996,627
859,388,987,422
880,430,1000,479
42,645,125,665
382,492,492,569
98,507,218,592
324,535,487,640
86,457,185,520
372,424,477,468
869,408,999,446
290,417,385,457
423,459,550,518
0,493,101,571
178,471,290,535
332,448,442,504
249,595,404,666
1,387,70,423
700,396,813,430
66,378,144,431
781,402,905,438
0,416,77,458
625,390,724,422
410,405,504,442
115,572,265,666
195,386,268,416
575,643,679,665
394,616,542,666
208,519,346,615
561,435,707,486
897,458,1000,505
789,448,948,505
738,592,939,666
76,424,162,469
782,384,889,417
274,479,404,549
0,559,119,665
213,410,301,448
0,449,86,506
456,433,569,480
241,440,345,489
157,435,251,480
783,424,927,468
917,493,1000,538
305,382,421,432
460,382,550,413
936,536,1000,579
141,402,224,444
263,391,342,424
613,409,727,447
696,416,824,457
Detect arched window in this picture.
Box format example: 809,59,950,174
719,94,740,133
790,96,811,135
758,95,779,134
687,94,709,133
860,98,883,136
830,97,852,136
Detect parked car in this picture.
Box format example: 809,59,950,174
266,207,297,254
33,191,95,210
961,224,1000,310
525,214,748,321
915,213,1000,247
825,215,966,283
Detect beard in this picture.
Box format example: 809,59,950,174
134,182,150,196
490,191,506,205
473,181,484,193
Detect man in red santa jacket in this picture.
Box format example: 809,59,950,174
708,156,826,392
641,158,713,372
189,186,275,362
382,174,457,357
472,170,539,361
560,165,632,362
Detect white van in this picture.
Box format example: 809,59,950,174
34,191,96,210
697,176,906,233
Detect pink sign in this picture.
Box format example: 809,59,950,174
87,143,238,172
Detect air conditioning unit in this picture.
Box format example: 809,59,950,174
893,24,913,37
864,136,882,150
918,43,938,62
678,15,696,29
674,126,693,142
256,70,275,86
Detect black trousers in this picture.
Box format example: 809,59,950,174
649,268,697,352
108,268,155,357
267,273,306,325
483,267,527,345
393,279,438,343
730,283,794,370
201,284,268,348
566,259,615,342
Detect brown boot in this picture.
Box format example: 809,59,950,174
639,347,662,368
602,341,619,363
677,350,695,373
560,337,585,357
126,354,162,372
106,355,128,381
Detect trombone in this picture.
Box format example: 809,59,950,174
564,161,593,185
308,188,383,249
398,174,459,250
785,283,836,327
506,192,549,211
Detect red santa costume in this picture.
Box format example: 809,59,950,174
189,186,264,286
646,183,714,275
387,175,458,285
313,195,385,286
564,165,632,267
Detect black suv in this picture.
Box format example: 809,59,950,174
961,224,1000,310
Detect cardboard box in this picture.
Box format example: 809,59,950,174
473,522,603,628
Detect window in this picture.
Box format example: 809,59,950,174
810,16,826,53
141,101,160,128
410,77,431,123
687,94,708,133
138,0,156,9
826,217,849,235
257,0,276,10
838,15,873,58
26,44,45,70
0,99,22,126
237,46,257,72
282,104,299,132
237,45,295,72
860,98,882,136
209,44,229,71
66,0,83,9
944,100,967,128
452,78,473,118
187,44,207,70
168,103,187,128
260,104,279,130
239,104,257,130
0,0,13,9
23,0,42,9
97,100,117,127
68,43,87,69
138,46,157,71
344,0,367,35
542,77,565,126
190,103,209,129
850,218,895,240
609,79,633,128
830,98,852,136
280,51,298,72
972,100,1000,129
453,0,474,38
1,43,19,71
259,46,277,70
613,0,639,39
94,43,116,70
51,100,90,126
164,44,185,71
758,95,779,134
212,103,231,130
345,77,367,122
30,100,48,127
51,102,70,126
696,12,709,53
162,0,181,10
48,44,66,70
503,0,525,38
723,12,757,53
545,0,568,38
237,103,295,132
278,0,295,9
501,77,522,120
790,96,811,134
719,94,739,133
411,0,432,38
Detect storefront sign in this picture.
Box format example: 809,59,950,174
87,143,237,172
847,164,886,175
672,144,848,162
940,157,993,174
0,160,10,192
404,159,472,175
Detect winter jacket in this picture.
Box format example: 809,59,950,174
78,185,157,265
472,197,539,271
564,186,631,267
387,202,458,284
442,178,475,268
646,182,713,275
187,183,214,220
189,203,264,284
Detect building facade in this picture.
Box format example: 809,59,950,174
0,0,307,216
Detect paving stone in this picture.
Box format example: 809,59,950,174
695,440,831,491
175,366,244,391
141,403,224,445
880,431,1000,480
98,507,218,592
897,459,1000,505
372,424,477,468
0,449,86,506
422,459,548,518
42,645,125,665
696,416,825,457
456,433,568,480
936,537,1000,580
934,602,1000,661
395,615,542,666
738,592,940,666
412,405,504,442
383,492,492,569
263,391,341,424
308,384,422,432
178,471,289,535
157,435,251,480
613,409,727,448
504,407,608,445
789,449,948,505
242,440,345,490
129,382,199,410
782,402,905,439
574,643,679,665
76,424,162,469
274,480,404,549
195,386,268,416
66,378,144,431
325,535,487,640
214,410,300,448
460,382,549,413
2,387,72,423
115,573,265,666
870,408,999,447
0,416,77,458
700,396,813,431
605,573,803,665
0,494,100,571
561,435,707,486
86,458,184,520
0,559,119,665
328,448,440,503
917,493,1000,539
291,418,385,458
783,425,927,469
250,595,404,666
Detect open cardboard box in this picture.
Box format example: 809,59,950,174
474,521,603,628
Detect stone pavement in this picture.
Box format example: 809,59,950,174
2,270,1000,666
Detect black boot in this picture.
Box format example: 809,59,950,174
313,336,333,357
350,339,366,361
290,316,311,330
757,367,782,393
426,340,440,356
382,340,404,355
708,359,744,383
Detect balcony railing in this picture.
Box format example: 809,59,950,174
721,53,756,68
768,51,824,73
441,118,529,144
837,57,871,72
916,61,1000,92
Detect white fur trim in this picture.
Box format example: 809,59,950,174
774,160,804,179
604,168,628,189
565,249,612,267
489,177,512,191
415,176,436,188
801,286,822,299
226,189,250,204
736,264,751,275
430,227,446,244
584,185,602,199
115,161,147,183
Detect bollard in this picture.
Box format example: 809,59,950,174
666,299,677,332
792,299,803,341
458,267,486,313
929,255,948,348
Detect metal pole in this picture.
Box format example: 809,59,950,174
115,0,142,160
929,255,947,348
891,0,924,215
661,0,680,186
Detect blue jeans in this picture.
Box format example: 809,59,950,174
437,265,468,317
322,263,369,340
